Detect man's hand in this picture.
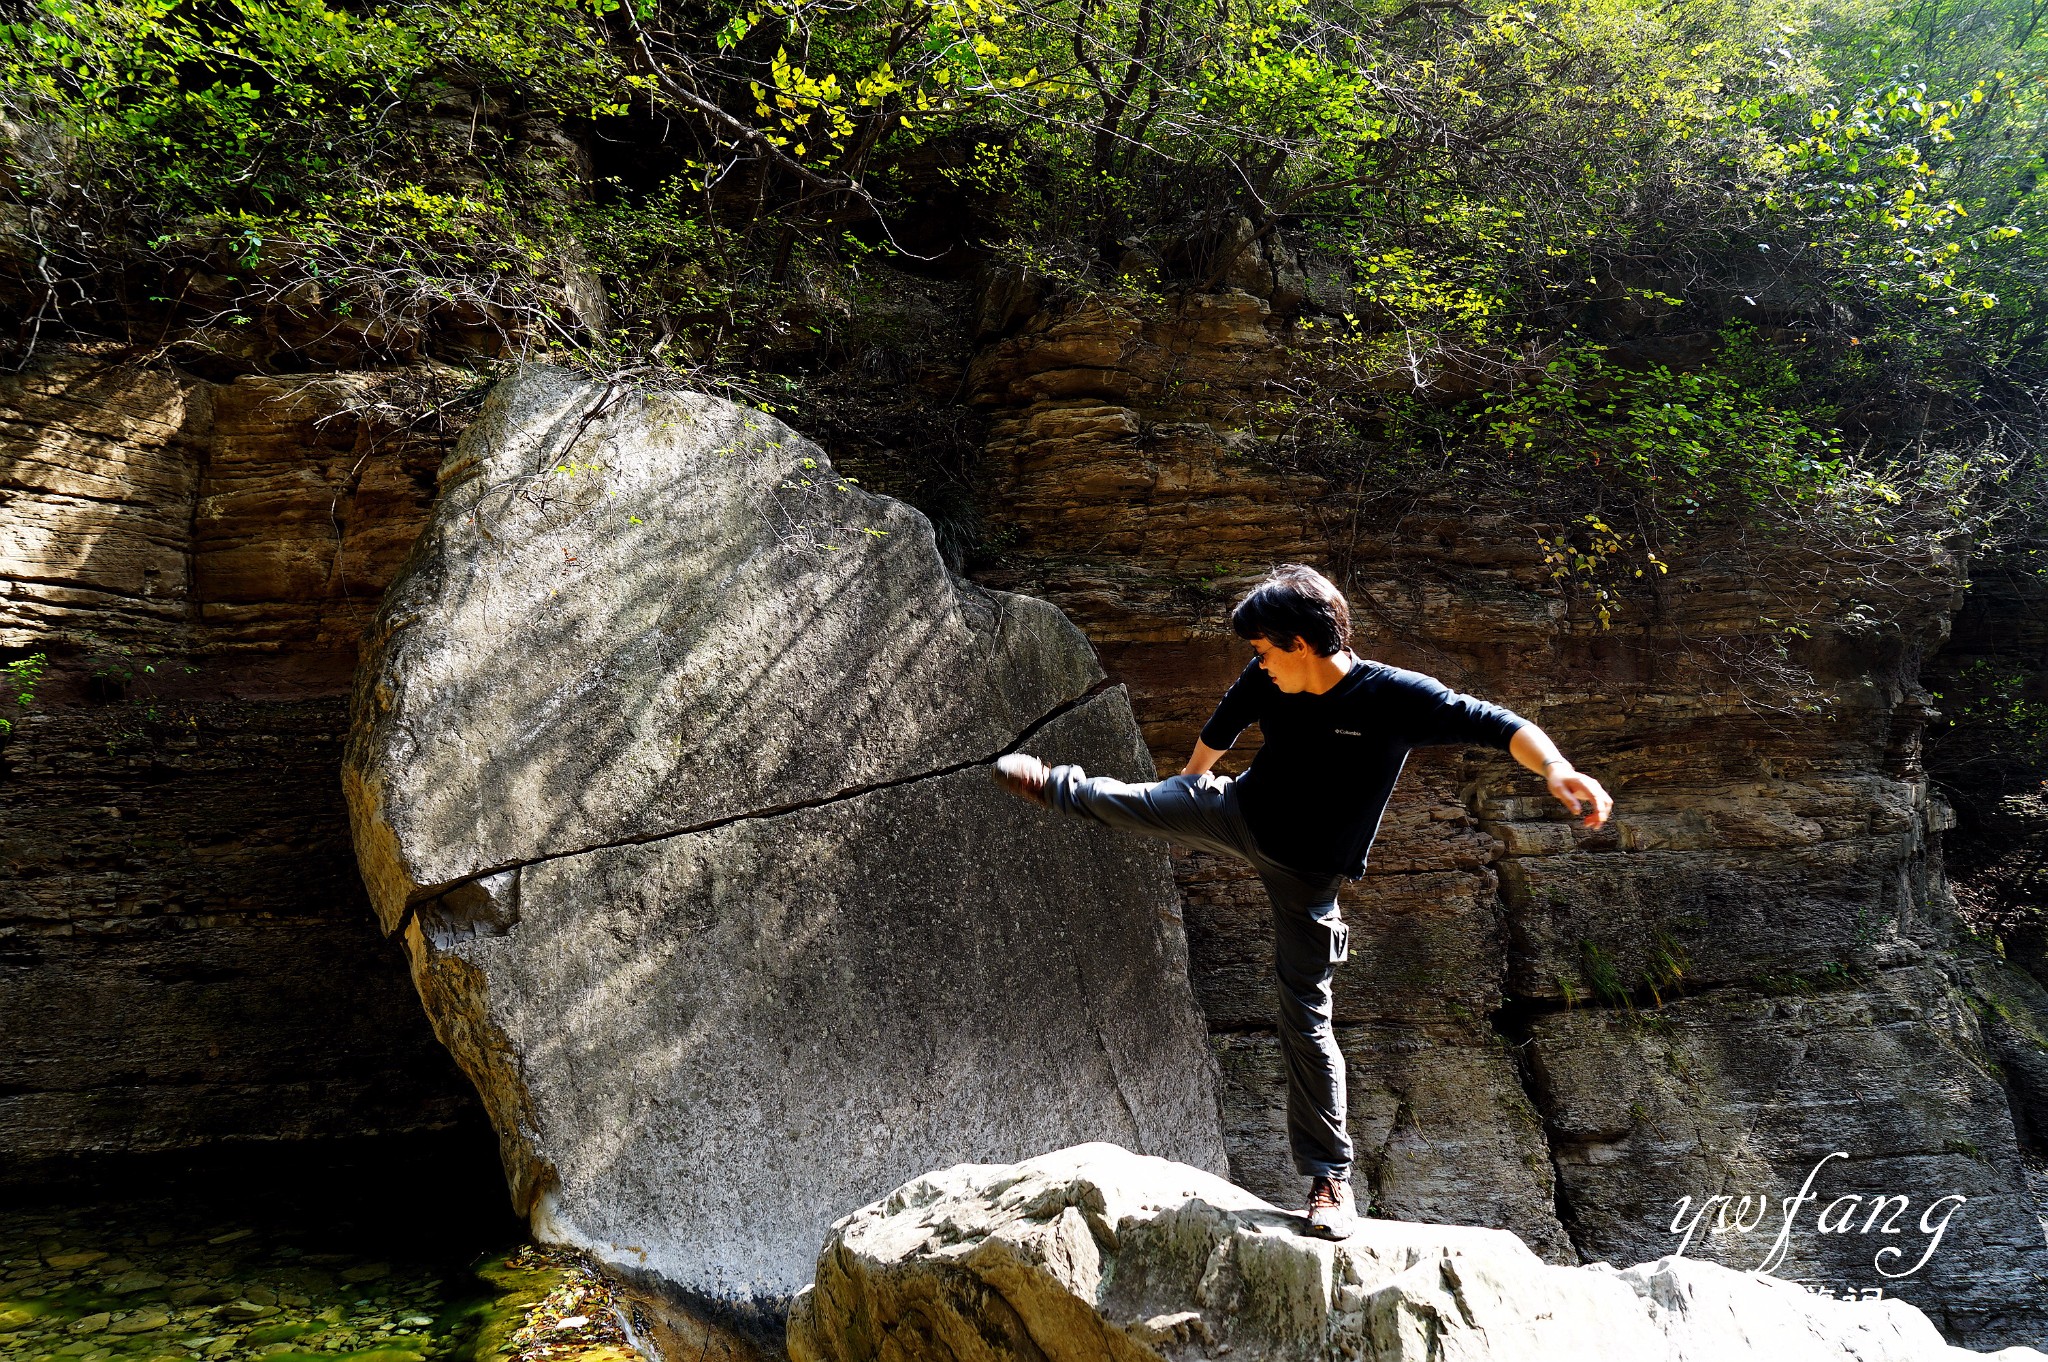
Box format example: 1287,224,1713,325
1509,725,1613,828
1545,762,1613,828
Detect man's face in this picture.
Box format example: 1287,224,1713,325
1249,635,1319,693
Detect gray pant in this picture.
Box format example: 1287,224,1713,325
1045,763,1354,1180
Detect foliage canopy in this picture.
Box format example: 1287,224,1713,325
0,0,2042,538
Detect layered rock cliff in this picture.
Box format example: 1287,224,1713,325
4,254,2043,1352
0,350,475,1170
942,278,2048,1348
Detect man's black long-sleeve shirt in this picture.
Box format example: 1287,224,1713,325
1198,656,1531,879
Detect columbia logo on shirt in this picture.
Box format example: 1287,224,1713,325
1334,728,1364,736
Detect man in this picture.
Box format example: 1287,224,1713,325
992,563,1613,1240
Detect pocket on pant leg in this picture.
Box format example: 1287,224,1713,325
1325,915,1350,965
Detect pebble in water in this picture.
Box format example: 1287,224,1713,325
0,1208,638,1362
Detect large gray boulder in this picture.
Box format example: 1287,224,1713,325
789,1144,2046,1362
342,367,1228,1315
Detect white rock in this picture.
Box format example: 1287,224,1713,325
789,1143,2047,1362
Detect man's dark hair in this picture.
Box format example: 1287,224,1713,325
1231,564,1352,656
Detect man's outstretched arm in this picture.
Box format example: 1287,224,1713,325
1508,724,1613,828
1386,665,1613,829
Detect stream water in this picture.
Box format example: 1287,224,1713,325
1,1134,634,1362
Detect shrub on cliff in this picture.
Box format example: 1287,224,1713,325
0,0,2041,548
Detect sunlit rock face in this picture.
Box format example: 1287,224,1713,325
343,365,1229,1313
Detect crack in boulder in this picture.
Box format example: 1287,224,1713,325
398,677,1118,930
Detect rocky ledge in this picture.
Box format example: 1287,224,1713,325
789,1143,2048,1362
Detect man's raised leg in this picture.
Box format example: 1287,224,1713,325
993,753,1253,862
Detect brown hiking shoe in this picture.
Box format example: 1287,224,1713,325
1305,1175,1357,1240
992,753,1052,808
